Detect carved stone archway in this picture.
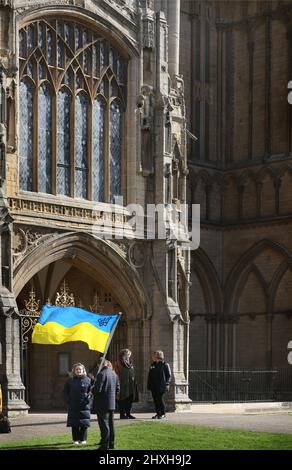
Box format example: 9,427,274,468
14,231,151,320
12,231,152,410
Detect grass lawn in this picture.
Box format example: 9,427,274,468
0,422,292,450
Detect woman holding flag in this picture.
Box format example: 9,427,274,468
64,363,91,445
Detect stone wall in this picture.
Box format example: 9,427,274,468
182,0,292,371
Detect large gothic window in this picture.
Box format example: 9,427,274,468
19,19,127,202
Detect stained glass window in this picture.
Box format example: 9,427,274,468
110,100,122,202
47,30,53,65
92,97,105,202
19,30,26,58
57,88,71,196
19,19,127,201
75,92,88,199
19,80,34,191
38,83,52,193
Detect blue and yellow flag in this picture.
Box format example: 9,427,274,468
32,305,120,353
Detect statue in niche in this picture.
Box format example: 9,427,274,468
137,85,154,175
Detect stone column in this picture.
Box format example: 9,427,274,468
167,0,180,78
155,0,180,77
171,317,191,410
0,287,29,416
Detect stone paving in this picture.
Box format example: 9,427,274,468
1,410,292,443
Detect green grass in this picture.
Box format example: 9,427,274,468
1,422,292,450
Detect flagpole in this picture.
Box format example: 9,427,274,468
97,312,122,374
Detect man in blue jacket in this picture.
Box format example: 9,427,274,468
92,359,120,450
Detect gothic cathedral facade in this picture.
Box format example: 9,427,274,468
0,0,292,415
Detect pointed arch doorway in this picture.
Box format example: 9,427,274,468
14,232,150,410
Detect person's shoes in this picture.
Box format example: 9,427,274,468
73,441,79,445
120,414,128,419
152,414,159,419
127,414,136,419
80,441,87,444
158,414,166,419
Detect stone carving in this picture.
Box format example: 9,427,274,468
137,85,154,174
0,287,18,317
15,0,73,9
177,247,185,271
103,0,137,20
9,389,25,401
0,64,7,185
13,227,54,265
0,204,13,233
142,14,154,48
128,241,146,268
107,239,129,258
141,0,153,9
6,77,16,152
138,85,153,131
9,197,132,225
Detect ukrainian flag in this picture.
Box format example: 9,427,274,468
32,305,120,353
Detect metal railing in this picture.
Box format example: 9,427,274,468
189,368,292,402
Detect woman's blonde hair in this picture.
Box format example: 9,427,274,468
154,350,164,359
120,348,131,356
104,360,113,369
72,363,87,376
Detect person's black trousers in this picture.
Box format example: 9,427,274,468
97,410,115,449
71,426,88,442
118,394,133,417
151,390,166,416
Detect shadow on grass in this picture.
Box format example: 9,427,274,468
1,442,96,451
11,421,67,427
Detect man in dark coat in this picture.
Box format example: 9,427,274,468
147,350,171,419
64,363,91,444
92,359,120,450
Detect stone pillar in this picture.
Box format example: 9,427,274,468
167,0,180,78
0,287,29,416
155,0,180,78
171,317,191,410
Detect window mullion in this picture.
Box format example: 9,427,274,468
33,71,39,192
71,85,76,198
105,93,110,203
88,99,93,200
121,108,125,204
52,91,57,195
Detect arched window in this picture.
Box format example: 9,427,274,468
19,19,127,202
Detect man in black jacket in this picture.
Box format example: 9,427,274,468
92,360,120,450
147,350,171,419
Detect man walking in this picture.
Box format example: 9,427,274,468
147,350,171,419
92,360,120,450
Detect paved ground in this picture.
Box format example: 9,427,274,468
1,411,292,443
